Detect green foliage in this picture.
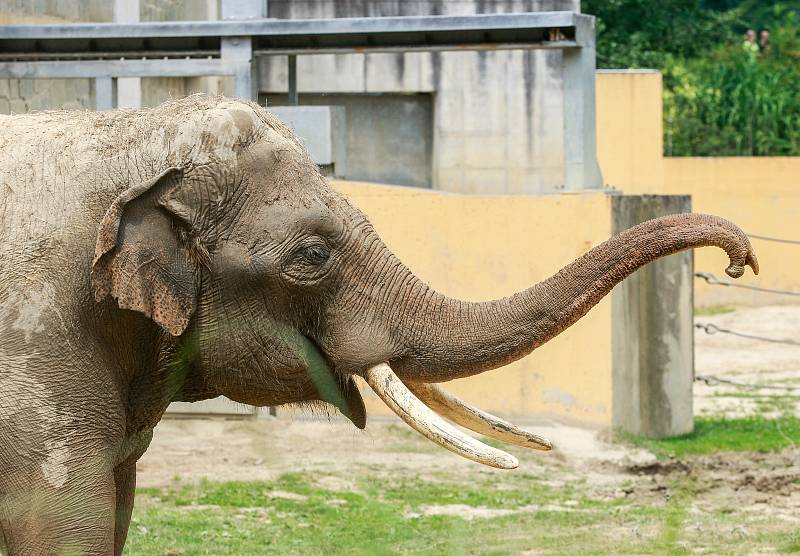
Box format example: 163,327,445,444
623,415,800,458
665,16,800,155
583,0,738,69
584,0,800,156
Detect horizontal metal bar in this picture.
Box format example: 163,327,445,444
0,41,579,62
0,12,582,40
252,40,579,56
0,50,219,61
0,58,237,79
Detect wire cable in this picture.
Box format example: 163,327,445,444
695,272,800,297
695,322,800,346
748,233,800,245
695,374,800,391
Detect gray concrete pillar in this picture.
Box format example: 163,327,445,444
114,0,141,109
221,0,265,101
611,194,694,438
563,15,603,191
94,77,115,110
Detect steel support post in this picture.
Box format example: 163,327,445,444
287,55,298,105
220,0,264,101
562,16,603,190
113,0,141,109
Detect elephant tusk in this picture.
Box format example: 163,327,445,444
405,381,552,451
364,363,518,470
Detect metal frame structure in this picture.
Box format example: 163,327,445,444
0,7,601,189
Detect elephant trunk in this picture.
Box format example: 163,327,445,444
383,213,757,383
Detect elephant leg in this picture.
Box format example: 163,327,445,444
0,466,117,555
114,463,136,556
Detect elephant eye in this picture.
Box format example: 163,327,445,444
282,237,333,283
301,243,330,265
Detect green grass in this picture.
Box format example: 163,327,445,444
623,415,800,458
126,473,638,556
652,480,698,555
694,305,736,316
125,463,800,555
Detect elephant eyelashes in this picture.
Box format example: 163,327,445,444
282,238,333,282
300,243,330,266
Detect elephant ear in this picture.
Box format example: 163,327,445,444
92,167,199,336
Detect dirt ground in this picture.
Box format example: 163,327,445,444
694,304,800,418
137,305,800,533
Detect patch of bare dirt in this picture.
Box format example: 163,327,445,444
615,448,800,522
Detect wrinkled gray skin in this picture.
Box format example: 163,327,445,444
0,96,757,555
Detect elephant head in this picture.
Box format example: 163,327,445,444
90,97,758,469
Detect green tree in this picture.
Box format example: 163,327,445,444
583,0,800,156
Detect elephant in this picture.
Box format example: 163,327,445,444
0,95,757,555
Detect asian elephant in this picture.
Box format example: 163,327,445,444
0,95,757,555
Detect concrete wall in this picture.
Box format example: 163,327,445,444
0,0,221,113
596,70,664,194
261,0,580,194
596,70,800,307
664,158,800,307
266,93,434,187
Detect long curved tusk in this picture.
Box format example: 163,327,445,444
364,363,518,470
406,382,552,451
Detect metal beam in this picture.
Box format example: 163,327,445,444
0,59,237,79
113,0,141,109
287,55,297,105
0,12,588,60
220,0,262,101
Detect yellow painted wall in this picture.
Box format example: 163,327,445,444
664,158,800,306
596,71,665,195
333,181,616,425
597,70,800,306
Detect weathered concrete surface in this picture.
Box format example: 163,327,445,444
611,195,694,438
261,0,581,194
267,93,433,187
269,105,348,177
0,0,221,113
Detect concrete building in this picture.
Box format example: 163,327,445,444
0,0,587,194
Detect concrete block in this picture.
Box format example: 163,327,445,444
611,194,694,438
269,106,347,178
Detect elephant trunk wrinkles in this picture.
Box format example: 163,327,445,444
384,213,758,383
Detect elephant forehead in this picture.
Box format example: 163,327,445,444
244,201,342,242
